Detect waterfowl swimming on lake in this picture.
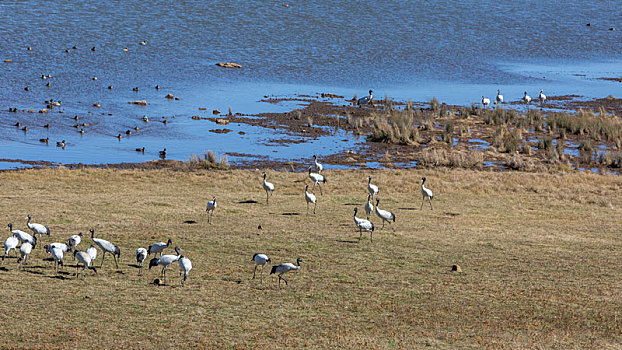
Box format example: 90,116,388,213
39,137,49,144
56,140,66,148
136,147,145,153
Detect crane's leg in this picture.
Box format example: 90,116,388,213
278,275,281,289
260,265,264,284
370,230,373,243
420,196,425,210
252,265,257,279
306,202,309,216
359,227,362,241
390,221,395,232
313,202,317,214
113,254,119,269
266,190,269,204
311,182,316,192
318,183,323,196
280,274,288,286
100,251,106,268
428,197,433,210
381,220,385,230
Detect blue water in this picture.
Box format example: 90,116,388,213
1,1,621,168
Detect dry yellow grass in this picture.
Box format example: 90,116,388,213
0,167,621,349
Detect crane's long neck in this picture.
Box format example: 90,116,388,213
27,216,32,228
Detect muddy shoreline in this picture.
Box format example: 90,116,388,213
3,92,622,173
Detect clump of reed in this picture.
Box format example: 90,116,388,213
547,109,622,146
417,149,483,169
491,126,522,153
483,108,519,126
507,153,535,171
368,109,420,145
187,150,229,169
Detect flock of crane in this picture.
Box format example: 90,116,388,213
481,89,547,108
2,155,435,289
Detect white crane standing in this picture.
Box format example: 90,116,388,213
206,196,217,224
304,184,317,216
50,246,64,273
539,89,547,105
367,176,379,199
375,198,396,231
364,193,374,219
136,247,148,275
353,207,374,242
312,155,323,173
496,89,504,104
270,258,302,289
90,229,121,269
26,214,50,241
262,172,275,204
308,166,326,195
73,250,97,278
421,177,434,210
178,254,192,286
2,235,19,264
8,223,36,247
17,242,34,269
148,246,181,283
251,253,272,283
523,91,532,104
68,232,83,250
148,238,172,257
482,96,490,108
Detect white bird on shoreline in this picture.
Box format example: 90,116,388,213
206,196,217,224
304,184,317,216
270,257,302,289
357,89,373,107
421,177,434,210
523,91,532,104
482,96,490,108
262,172,275,204
496,89,504,104
375,198,396,231
539,89,547,104
353,207,374,242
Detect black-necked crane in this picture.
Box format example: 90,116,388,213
496,89,504,104
86,245,97,262
148,246,181,283
73,250,97,278
364,193,374,220
262,172,275,204
26,214,50,241
353,207,374,242
17,241,34,269
90,229,121,269
270,258,302,289
357,89,373,107
367,176,379,199
308,166,326,195
304,184,317,216
539,89,547,104
68,232,83,250
45,242,71,254
148,238,172,257
312,154,323,173
421,177,434,210
49,246,64,273
2,235,19,264
136,247,147,275
482,96,490,108
178,254,192,286
375,198,396,231
523,91,532,104
8,223,36,247
206,196,217,224
252,253,272,283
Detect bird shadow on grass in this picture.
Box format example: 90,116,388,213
183,220,197,224
0,267,8,272
48,274,71,280
22,269,45,275
336,239,359,244
397,207,418,210
239,200,259,204
42,257,54,262
127,264,141,269
222,277,242,284
282,212,300,216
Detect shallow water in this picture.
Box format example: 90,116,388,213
1,1,621,168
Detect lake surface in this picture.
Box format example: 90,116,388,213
1,1,621,168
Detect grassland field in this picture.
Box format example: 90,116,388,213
0,167,621,349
